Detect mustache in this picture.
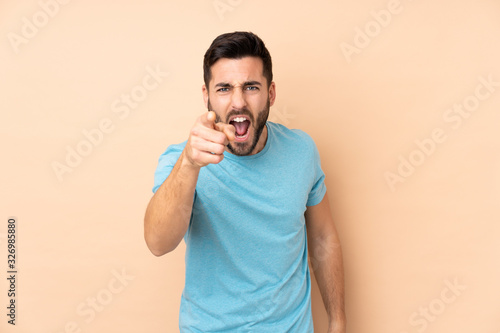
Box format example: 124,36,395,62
207,99,255,124
225,108,254,123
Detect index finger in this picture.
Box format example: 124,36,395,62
199,111,216,129
215,122,236,142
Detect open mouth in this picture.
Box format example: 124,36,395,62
229,116,251,142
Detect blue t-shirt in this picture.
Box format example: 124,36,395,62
153,121,326,332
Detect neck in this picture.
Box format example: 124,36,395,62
252,123,268,155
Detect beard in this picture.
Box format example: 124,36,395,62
208,98,270,156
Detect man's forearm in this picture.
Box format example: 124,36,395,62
144,150,200,256
310,232,346,331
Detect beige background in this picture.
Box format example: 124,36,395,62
1,0,499,332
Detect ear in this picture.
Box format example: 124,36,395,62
202,84,209,109
268,81,276,107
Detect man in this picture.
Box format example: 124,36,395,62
144,31,346,332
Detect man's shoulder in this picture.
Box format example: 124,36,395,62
267,121,315,148
159,140,187,157
155,140,187,167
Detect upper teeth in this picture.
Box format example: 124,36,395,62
233,117,246,122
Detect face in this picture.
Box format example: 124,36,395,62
203,56,276,156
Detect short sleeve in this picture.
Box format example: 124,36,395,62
152,141,187,193
306,137,326,207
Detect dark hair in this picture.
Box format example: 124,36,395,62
203,31,273,89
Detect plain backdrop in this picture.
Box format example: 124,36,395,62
1,0,499,332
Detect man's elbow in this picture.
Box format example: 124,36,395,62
144,232,177,257
145,239,175,257
148,245,168,257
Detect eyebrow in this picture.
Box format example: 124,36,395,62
214,81,262,88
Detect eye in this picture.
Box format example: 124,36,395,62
217,87,230,92
245,86,259,91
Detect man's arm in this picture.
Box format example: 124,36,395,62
305,191,346,333
144,150,200,256
144,111,235,256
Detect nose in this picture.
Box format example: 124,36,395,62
230,86,247,110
